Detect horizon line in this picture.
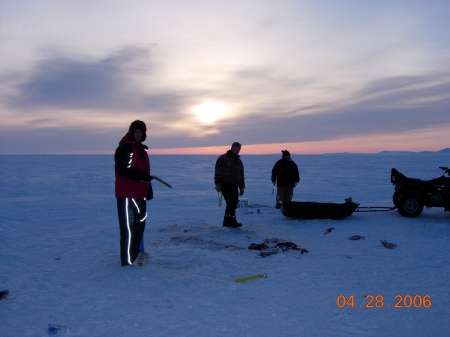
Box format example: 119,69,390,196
1,147,447,156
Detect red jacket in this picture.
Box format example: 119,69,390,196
114,134,151,199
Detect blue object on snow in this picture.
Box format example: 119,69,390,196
48,325,61,336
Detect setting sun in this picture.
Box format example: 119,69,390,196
193,102,230,123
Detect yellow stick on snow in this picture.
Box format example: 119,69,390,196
234,273,267,283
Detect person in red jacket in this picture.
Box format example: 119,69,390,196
115,120,153,266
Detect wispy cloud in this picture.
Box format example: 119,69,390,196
7,47,172,111
3,47,450,151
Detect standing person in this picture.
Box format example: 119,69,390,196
115,120,153,266
214,142,245,228
271,150,300,208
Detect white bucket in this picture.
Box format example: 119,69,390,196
238,198,248,213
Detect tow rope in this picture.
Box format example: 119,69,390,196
355,206,396,212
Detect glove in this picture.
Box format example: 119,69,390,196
140,172,153,182
239,186,245,196
215,183,221,192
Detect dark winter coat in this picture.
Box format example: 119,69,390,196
115,133,152,199
214,150,245,187
271,158,300,187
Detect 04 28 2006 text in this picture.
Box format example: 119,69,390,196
336,294,432,309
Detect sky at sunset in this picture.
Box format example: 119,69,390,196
1,0,449,154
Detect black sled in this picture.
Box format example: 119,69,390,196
281,201,359,220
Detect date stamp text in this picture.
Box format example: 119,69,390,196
336,294,432,309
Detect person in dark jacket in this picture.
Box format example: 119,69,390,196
114,120,153,266
214,142,245,227
271,150,300,208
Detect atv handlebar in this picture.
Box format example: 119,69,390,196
439,166,450,177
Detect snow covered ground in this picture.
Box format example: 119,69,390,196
0,153,449,337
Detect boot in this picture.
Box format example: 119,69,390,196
223,215,242,228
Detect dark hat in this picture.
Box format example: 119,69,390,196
128,120,147,142
231,142,242,149
282,150,290,157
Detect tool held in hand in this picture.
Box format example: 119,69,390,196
150,175,172,188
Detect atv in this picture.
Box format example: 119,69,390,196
391,166,450,217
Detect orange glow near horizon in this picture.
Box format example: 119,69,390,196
60,127,450,155
143,127,450,155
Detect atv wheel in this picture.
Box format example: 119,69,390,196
397,194,424,218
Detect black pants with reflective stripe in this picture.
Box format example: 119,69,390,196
221,183,239,218
117,198,146,266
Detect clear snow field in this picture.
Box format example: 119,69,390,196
1,153,449,337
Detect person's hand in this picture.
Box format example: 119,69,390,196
139,173,153,182
215,183,221,192
239,186,245,196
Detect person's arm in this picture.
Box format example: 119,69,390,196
115,143,152,181
214,155,225,185
295,163,300,183
240,159,245,189
271,161,279,183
